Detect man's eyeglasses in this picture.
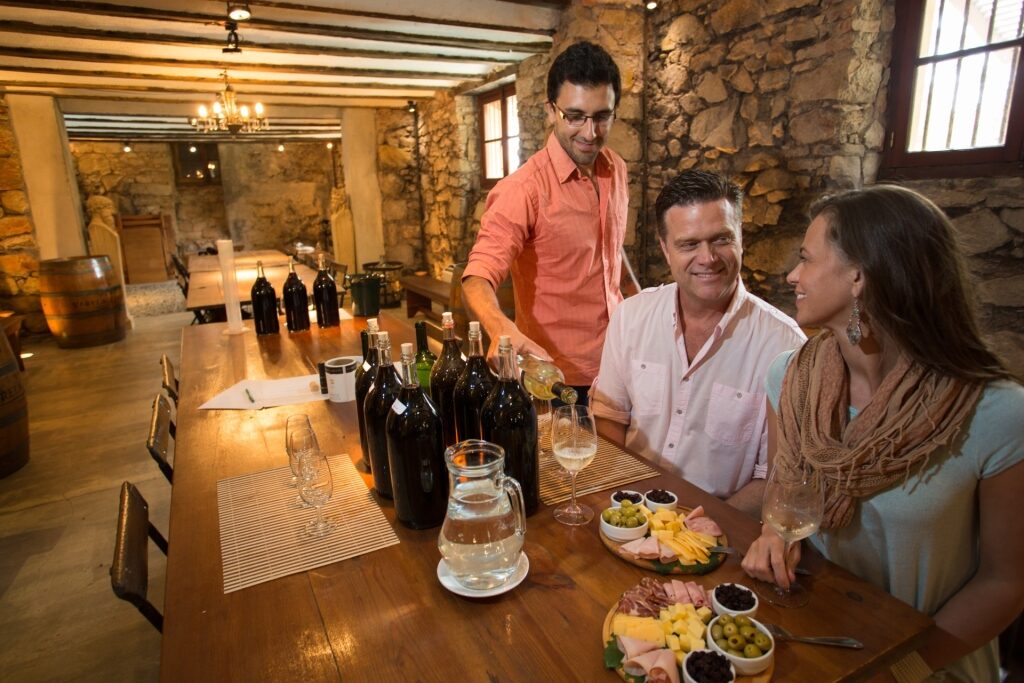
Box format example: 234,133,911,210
549,103,615,129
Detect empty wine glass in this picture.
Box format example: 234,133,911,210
298,445,335,538
550,405,598,526
757,465,824,608
285,414,315,486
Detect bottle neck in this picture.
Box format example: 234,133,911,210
497,346,517,381
368,331,378,350
401,355,418,386
359,330,369,358
442,324,455,341
256,262,265,278
468,334,484,358
378,342,392,367
288,261,296,274
415,323,429,350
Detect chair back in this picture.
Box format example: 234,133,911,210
110,481,168,632
146,393,175,484
160,354,179,404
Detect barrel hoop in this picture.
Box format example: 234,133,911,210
39,286,122,297
0,405,28,429
0,359,17,375
44,307,125,320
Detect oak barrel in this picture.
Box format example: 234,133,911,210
0,332,29,477
449,262,515,346
39,256,127,348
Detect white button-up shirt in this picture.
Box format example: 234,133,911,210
591,281,805,498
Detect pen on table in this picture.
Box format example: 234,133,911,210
244,388,255,404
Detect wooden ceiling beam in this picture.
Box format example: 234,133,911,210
0,47,483,81
0,1,551,53
0,79,433,99
0,20,520,64
7,90,408,108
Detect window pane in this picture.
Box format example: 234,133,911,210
507,136,520,174
506,94,519,137
484,140,504,179
922,0,1024,57
482,99,502,141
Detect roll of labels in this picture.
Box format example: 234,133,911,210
320,357,358,403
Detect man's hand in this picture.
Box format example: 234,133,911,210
484,321,550,371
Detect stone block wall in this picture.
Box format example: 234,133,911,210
376,108,423,268
71,141,177,218
0,96,43,332
218,142,332,250
176,184,228,251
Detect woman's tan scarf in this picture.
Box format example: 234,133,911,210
776,331,983,529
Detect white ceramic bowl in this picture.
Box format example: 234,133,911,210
610,489,643,508
682,650,736,683
711,582,758,619
705,615,774,677
643,488,678,512
599,511,649,542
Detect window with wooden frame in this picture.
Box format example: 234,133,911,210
881,0,1024,179
479,83,520,188
173,142,221,185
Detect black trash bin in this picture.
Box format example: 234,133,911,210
348,274,381,317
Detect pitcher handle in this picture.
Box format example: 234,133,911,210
501,474,527,537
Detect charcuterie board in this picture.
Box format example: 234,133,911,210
600,506,727,575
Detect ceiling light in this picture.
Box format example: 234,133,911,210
646,1,658,8
227,3,251,21
190,71,268,134
189,145,197,153
223,20,241,54
277,144,285,152
407,100,417,113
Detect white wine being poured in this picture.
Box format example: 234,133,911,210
518,354,577,404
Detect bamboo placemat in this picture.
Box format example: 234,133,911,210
217,454,399,593
538,430,660,506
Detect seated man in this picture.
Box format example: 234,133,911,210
591,171,805,515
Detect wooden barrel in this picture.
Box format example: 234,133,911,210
449,262,515,346
39,256,127,348
0,332,29,478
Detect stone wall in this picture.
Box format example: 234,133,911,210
71,141,177,218
376,108,423,268
219,142,332,250
0,96,43,332
176,184,228,251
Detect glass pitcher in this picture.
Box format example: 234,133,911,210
438,440,526,590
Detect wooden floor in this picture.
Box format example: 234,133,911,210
0,306,420,682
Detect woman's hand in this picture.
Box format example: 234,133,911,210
741,525,801,589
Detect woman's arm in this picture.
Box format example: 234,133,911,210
916,459,1024,670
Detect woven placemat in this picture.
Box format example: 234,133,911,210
538,428,660,506
217,454,399,593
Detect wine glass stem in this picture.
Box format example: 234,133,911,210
568,471,579,512
778,540,797,594
315,504,324,527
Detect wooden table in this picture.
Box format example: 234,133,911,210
187,249,293,273
400,274,450,321
163,320,932,682
185,262,318,311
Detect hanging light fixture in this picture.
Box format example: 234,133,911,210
189,71,269,134
226,2,252,21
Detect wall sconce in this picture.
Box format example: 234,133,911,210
326,141,333,149
645,1,658,8
277,144,285,152
123,142,133,153
407,100,417,113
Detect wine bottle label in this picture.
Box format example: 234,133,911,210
391,399,406,415
361,361,371,372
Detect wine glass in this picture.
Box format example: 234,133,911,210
550,405,598,526
297,444,335,538
756,465,824,608
285,414,315,486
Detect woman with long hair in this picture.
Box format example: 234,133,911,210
741,185,1023,682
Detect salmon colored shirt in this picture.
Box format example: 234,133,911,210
463,133,628,385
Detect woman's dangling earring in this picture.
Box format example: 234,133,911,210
846,297,863,345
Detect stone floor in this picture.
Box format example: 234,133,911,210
0,312,190,682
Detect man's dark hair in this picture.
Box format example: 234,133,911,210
546,41,621,107
654,170,743,239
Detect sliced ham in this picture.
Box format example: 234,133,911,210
618,537,648,560
636,535,662,560
623,649,679,683
617,635,660,661
669,579,691,604
686,516,723,537
684,581,707,608
683,505,704,522
658,540,677,564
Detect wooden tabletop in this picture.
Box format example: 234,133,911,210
162,319,932,682
187,249,293,273
185,262,318,310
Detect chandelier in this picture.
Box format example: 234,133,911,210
190,72,268,134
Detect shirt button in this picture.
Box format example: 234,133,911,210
668,443,674,448
682,377,689,383
736,392,742,398
676,409,682,414
641,363,646,369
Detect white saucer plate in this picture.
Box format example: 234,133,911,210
436,553,529,598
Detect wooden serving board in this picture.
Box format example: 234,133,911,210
602,605,773,683
600,506,727,575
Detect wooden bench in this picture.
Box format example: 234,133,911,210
399,275,449,322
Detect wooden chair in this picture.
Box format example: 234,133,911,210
160,354,179,405
146,393,175,484
110,481,168,632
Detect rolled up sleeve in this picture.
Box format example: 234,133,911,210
463,180,535,289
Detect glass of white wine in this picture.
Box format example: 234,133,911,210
550,405,598,526
757,465,824,608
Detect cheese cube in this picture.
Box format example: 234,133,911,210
666,634,681,651
696,606,713,624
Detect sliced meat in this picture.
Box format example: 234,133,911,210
685,515,723,538
618,537,648,560
617,635,660,661
684,581,707,608
658,540,677,565
683,505,704,522
670,579,691,605
636,535,662,560
623,649,679,683
618,577,673,616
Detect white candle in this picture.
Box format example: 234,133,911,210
216,239,246,334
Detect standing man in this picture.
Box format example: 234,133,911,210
590,171,805,515
462,41,629,403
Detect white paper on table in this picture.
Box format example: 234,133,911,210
200,375,326,410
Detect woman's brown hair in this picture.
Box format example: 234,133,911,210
809,184,1012,382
